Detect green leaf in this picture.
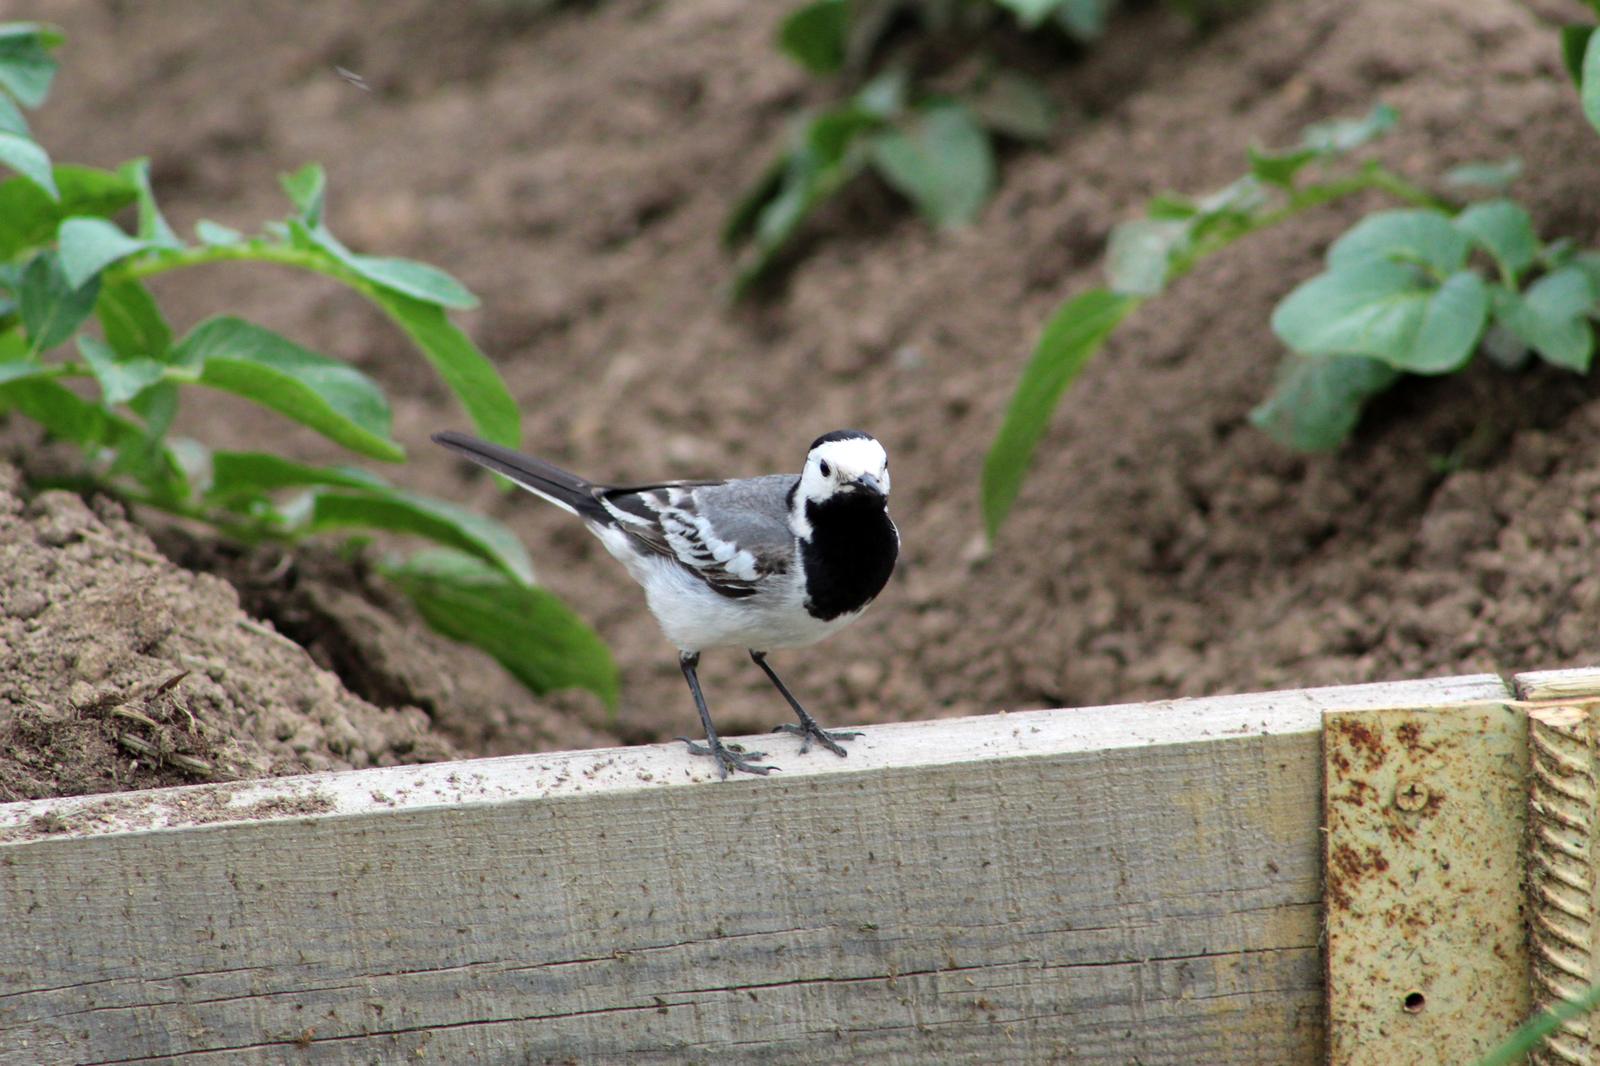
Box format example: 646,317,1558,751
0,165,138,262
173,316,405,462
19,250,99,354
0,24,61,109
195,219,244,246
55,165,138,219
338,254,477,310
1106,218,1190,297
385,548,619,710
0,90,27,137
58,216,153,289
0,356,43,384
1248,145,1318,189
856,68,907,120
1301,103,1398,154
1454,199,1537,283
1274,260,1487,374
0,130,54,199
809,104,881,165
1481,320,1530,371
969,70,1057,142
117,158,182,249
95,277,172,362
280,163,326,226
1327,209,1467,276
982,289,1138,538
725,99,889,296
1054,0,1111,39
1565,26,1596,86
128,377,178,439
207,451,388,504
1403,270,1489,374
778,0,848,75
310,488,535,586
362,288,520,449
869,102,993,231
1444,158,1522,191
1272,259,1425,357
1249,354,1399,452
0,376,141,450
77,334,165,406
1499,267,1595,372
1585,27,1600,137
723,160,784,248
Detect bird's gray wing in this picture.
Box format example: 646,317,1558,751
599,474,796,598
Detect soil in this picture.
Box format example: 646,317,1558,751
4,0,1600,797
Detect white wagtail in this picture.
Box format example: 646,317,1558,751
431,430,899,778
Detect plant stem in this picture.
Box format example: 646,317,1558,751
117,241,358,286
1166,163,1451,287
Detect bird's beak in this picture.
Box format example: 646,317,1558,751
855,472,885,496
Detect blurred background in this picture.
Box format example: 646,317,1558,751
6,0,1600,776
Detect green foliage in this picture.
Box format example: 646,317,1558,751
779,0,849,75
385,550,620,712
727,2,1060,296
985,56,1600,537
982,103,1422,535
1259,194,1598,450
1470,977,1600,1066
981,290,1136,539
0,32,616,707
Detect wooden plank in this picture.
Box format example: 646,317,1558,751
0,674,1509,1066
1517,668,1600,702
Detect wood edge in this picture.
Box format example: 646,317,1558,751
1515,667,1600,702
0,672,1512,845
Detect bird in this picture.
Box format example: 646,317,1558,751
431,429,899,778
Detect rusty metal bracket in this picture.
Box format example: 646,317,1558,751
1325,702,1530,1066
1519,668,1600,1066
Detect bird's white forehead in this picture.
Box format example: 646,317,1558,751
809,436,887,475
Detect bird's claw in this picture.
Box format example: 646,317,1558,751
772,722,860,757
674,736,774,779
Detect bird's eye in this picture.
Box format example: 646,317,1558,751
819,460,832,478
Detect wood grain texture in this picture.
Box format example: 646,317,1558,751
0,674,1510,1065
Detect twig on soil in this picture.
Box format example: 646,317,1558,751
114,732,216,777
109,706,162,730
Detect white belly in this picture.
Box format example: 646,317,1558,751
593,525,866,652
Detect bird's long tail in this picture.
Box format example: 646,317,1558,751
431,431,605,521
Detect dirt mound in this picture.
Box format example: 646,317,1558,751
8,0,1600,794
0,463,462,800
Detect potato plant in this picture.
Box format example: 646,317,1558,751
982,104,1438,534
984,10,1600,541
726,0,1258,297
0,24,618,709
725,0,1061,296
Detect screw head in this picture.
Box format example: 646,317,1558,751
1395,779,1430,812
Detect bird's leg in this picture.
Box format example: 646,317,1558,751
673,651,773,779
751,650,860,757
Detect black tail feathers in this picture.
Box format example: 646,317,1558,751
431,431,604,520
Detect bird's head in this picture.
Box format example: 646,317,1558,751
795,431,890,521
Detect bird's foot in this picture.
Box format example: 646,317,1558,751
772,721,861,757
674,736,774,779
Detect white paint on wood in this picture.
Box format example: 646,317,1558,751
0,674,1510,1065
1516,668,1600,702
0,672,1510,843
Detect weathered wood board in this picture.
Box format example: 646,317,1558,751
0,674,1510,1065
